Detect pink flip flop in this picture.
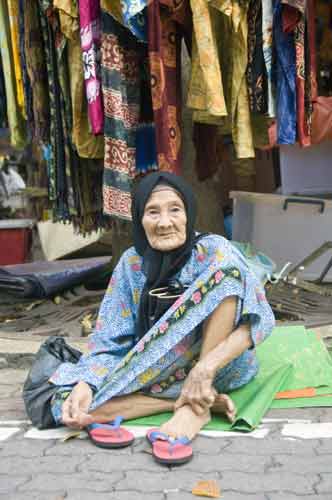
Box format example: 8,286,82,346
146,428,193,465
87,416,134,449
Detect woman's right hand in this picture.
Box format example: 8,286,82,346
61,381,94,429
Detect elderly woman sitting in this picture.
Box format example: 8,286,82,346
49,172,275,462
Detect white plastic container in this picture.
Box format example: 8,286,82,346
230,191,332,281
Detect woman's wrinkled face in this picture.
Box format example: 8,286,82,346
142,188,187,252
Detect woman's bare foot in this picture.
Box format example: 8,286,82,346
212,393,236,422
160,404,211,440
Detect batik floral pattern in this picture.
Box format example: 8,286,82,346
50,234,275,424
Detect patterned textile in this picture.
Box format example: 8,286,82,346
23,0,50,144
261,0,276,117
147,0,191,174
78,0,104,135
0,0,26,148
121,0,149,41
49,234,275,422
18,0,34,127
218,1,255,159
246,0,268,114
307,0,317,103
7,0,25,114
38,1,77,218
136,123,158,174
54,0,104,158
187,0,227,123
0,55,7,128
101,12,156,219
282,0,310,147
273,0,297,144
101,0,123,24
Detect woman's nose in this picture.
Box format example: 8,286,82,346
158,211,172,228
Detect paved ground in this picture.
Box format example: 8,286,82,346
1,368,332,500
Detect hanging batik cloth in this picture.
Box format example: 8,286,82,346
282,0,310,147
0,56,7,128
18,0,34,127
307,0,317,103
273,0,297,144
54,0,104,159
246,0,268,114
101,11,157,219
7,0,26,115
23,0,50,144
148,0,191,173
0,0,26,148
187,0,227,123
262,0,276,118
78,0,104,135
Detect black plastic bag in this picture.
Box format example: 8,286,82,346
22,336,82,429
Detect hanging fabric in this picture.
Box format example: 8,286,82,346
78,0,104,135
0,55,7,128
18,0,34,128
217,2,255,159
23,0,50,144
54,0,104,158
246,0,268,115
187,0,227,123
273,0,297,144
282,0,310,147
7,0,26,115
262,0,276,118
147,0,191,173
101,11,145,219
0,0,27,148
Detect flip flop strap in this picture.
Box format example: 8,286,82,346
89,415,124,431
150,431,190,446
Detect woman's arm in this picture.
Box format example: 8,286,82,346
175,296,252,415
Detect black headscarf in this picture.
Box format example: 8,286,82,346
131,172,198,338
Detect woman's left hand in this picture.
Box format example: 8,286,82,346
174,362,217,415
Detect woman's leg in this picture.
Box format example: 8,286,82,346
90,393,174,422
159,296,238,439
90,297,238,438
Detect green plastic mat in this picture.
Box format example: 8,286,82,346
126,325,332,431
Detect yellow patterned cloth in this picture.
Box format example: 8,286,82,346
7,0,25,114
0,0,26,148
101,0,123,23
54,0,104,159
220,1,254,158
189,0,254,158
187,0,229,122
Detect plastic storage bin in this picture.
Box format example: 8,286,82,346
230,191,332,281
0,219,34,265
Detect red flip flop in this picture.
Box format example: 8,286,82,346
87,416,134,449
146,428,193,465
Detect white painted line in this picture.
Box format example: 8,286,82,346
24,427,87,440
199,427,270,439
124,425,269,439
282,423,332,439
262,418,312,424
0,427,20,441
24,424,269,441
0,420,31,426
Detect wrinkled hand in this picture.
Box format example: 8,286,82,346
62,381,93,429
174,362,217,416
